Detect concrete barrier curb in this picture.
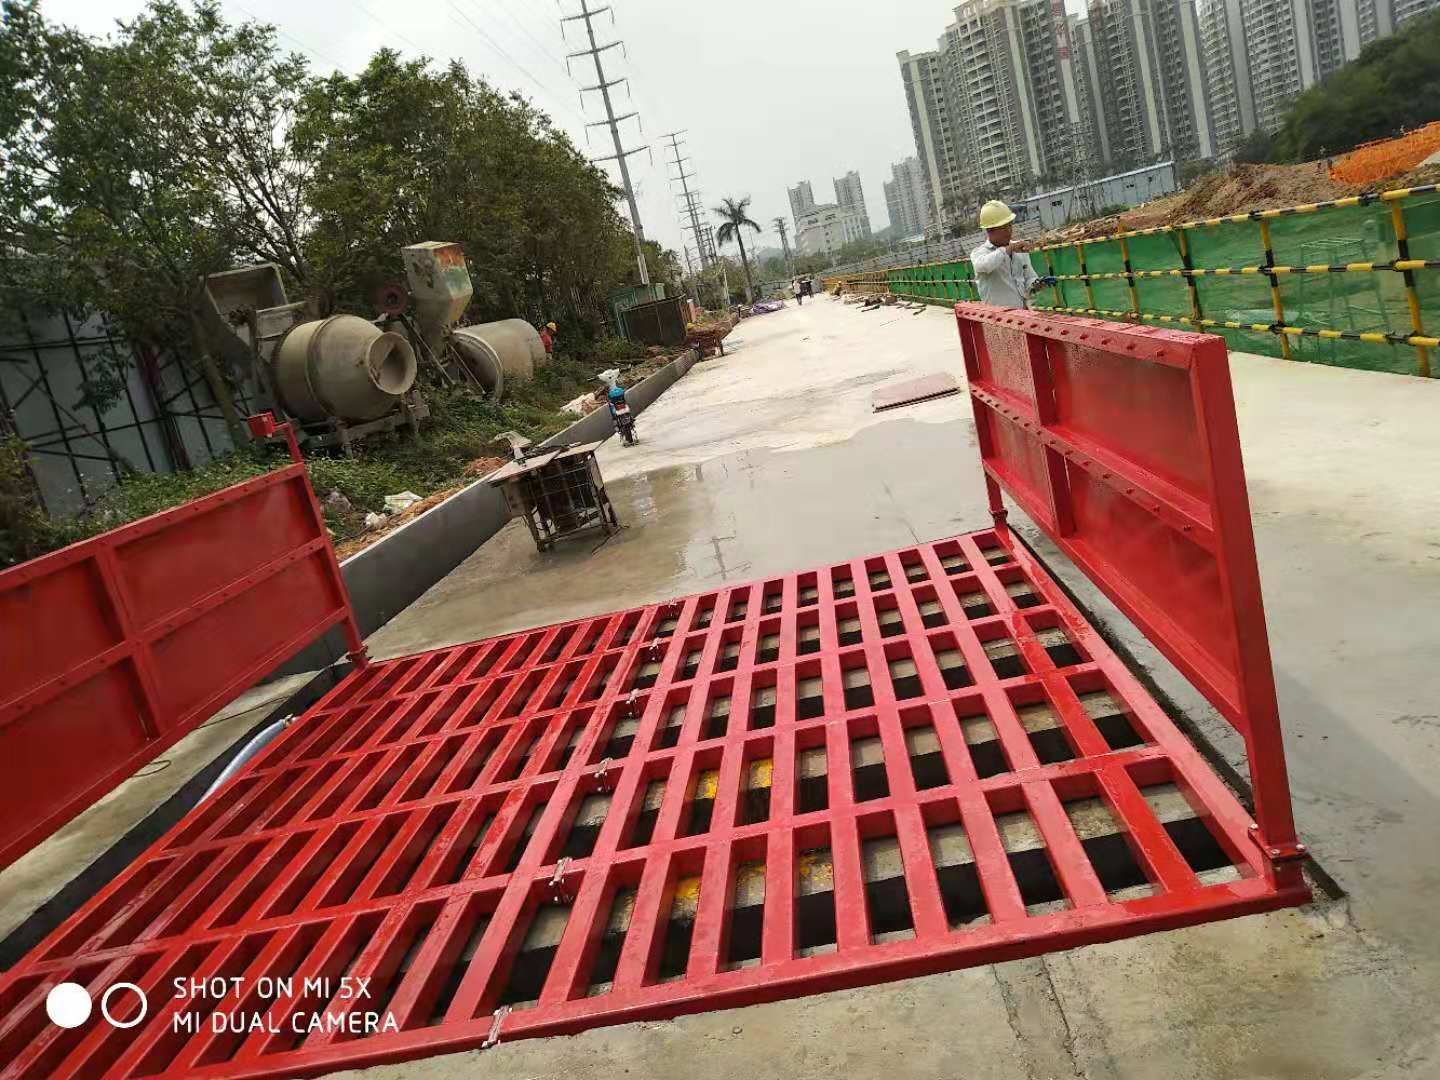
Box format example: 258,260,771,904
286,349,701,670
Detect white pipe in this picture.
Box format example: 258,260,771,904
201,716,292,801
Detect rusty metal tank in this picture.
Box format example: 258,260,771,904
450,319,547,384
273,315,417,422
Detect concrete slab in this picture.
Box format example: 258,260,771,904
357,298,1440,1079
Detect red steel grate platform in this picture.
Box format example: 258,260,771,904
0,529,1309,1079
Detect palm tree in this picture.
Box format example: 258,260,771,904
713,196,762,303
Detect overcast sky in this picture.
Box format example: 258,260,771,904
42,0,1087,262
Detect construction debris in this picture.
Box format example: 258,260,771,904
686,313,736,358
1039,154,1440,247
872,372,960,411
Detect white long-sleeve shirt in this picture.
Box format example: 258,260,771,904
969,241,1039,308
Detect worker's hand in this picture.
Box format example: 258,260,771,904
1007,240,1031,254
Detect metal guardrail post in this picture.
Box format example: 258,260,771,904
1076,241,1097,311
1177,226,1204,328
1257,219,1295,360
1042,249,1064,309
1118,236,1141,319
1390,198,1433,378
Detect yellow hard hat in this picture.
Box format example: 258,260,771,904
546,321,557,332
978,200,1016,229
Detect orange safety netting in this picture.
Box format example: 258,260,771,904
1330,122,1440,186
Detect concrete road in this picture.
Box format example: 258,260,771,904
352,297,1440,1079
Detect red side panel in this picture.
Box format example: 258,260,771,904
953,303,1297,852
0,454,359,871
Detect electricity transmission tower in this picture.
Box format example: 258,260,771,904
562,1,651,285
772,217,794,278
661,131,710,271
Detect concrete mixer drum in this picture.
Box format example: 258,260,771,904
273,315,418,423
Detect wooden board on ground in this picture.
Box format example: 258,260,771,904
872,372,961,412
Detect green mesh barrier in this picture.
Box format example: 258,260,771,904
865,192,1440,376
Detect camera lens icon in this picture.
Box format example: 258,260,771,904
46,981,148,1029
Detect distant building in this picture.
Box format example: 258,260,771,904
833,170,872,236
897,47,962,231
884,157,931,238
1193,0,1440,151
1081,0,1215,165
788,181,816,224
899,0,1090,232
1012,160,1179,230
796,203,868,257
899,0,1439,206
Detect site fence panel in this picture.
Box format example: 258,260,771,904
953,303,1300,856
845,185,1440,378
0,418,363,871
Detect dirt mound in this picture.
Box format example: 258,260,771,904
1040,161,1353,246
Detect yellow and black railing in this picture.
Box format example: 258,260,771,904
829,183,1440,378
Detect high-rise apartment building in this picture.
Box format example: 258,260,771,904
833,170,872,236
897,48,962,230
1196,0,1252,152
1080,0,1215,165
899,0,1437,224
787,181,815,224
1193,0,1439,150
884,157,931,237
898,0,1090,231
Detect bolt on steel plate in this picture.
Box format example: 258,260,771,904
0,529,1308,1079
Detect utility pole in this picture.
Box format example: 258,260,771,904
562,1,650,285
772,217,794,279
661,131,710,271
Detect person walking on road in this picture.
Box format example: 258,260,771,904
792,278,805,305
970,201,1042,309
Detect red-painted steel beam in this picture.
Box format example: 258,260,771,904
0,414,365,871
0,529,1307,1078
953,303,1301,864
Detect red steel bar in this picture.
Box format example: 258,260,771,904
0,529,1309,1078
0,414,364,871
953,302,1301,866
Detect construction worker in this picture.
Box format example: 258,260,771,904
971,200,1041,309
539,321,558,355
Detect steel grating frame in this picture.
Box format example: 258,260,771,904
0,529,1309,1079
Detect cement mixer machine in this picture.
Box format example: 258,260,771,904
201,240,550,451
200,263,426,452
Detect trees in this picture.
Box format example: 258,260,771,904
713,196,763,303
1270,10,1440,162
0,0,680,396
293,50,637,334
1233,127,1274,165
0,0,308,437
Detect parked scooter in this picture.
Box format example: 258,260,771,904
598,369,637,446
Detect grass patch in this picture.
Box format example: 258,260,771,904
2,342,668,567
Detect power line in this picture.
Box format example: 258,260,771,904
562,1,651,285
353,0,430,57
452,2,587,127
491,0,573,78
228,2,350,70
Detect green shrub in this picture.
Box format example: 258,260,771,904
589,336,648,367
8,347,645,558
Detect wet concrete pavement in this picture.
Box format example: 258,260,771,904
352,298,1440,1079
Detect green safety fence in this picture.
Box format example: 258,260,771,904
837,184,1440,378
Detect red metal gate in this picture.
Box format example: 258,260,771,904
0,321,1309,1077
952,303,1301,861
0,527,1307,1078
0,416,363,872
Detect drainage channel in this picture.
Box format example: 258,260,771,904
0,530,1309,1079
